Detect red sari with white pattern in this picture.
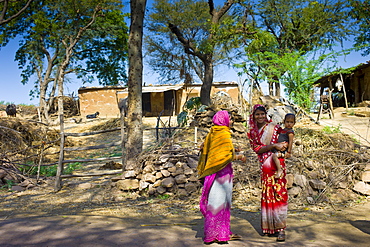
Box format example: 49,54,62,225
248,120,288,235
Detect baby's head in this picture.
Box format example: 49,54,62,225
284,113,296,128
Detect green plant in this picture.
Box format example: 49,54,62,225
1,180,15,190
19,162,82,177
322,125,342,134
347,109,355,116
64,162,83,175
157,194,170,200
177,97,203,127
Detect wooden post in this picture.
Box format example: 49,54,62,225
328,79,334,119
316,87,324,122
120,106,126,172
339,74,349,111
55,95,65,191
194,127,198,144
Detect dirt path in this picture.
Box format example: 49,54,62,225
310,107,370,147
1,198,370,246
1,113,370,246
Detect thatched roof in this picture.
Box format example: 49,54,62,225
314,62,370,88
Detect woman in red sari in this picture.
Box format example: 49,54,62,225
247,104,288,242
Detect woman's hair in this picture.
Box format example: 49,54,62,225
284,113,296,122
254,105,267,115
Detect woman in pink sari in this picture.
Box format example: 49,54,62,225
247,104,288,242
197,110,245,245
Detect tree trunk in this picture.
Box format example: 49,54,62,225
126,0,146,170
268,81,273,96
274,76,281,97
200,58,213,106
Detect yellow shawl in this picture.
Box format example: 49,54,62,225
197,125,235,178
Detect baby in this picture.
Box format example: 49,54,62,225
272,113,295,179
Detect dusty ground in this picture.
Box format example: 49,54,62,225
1,111,370,246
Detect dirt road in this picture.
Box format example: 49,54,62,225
311,107,370,147
1,112,370,246
1,198,370,247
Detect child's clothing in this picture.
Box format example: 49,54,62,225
273,127,294,155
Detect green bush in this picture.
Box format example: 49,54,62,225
20,162,82,177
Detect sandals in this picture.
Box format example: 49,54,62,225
230,234,242,240
203,240,228,245
277,231,286,242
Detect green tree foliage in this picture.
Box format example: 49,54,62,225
279,52,337,110
0,0,36,45
240,0,353,97
16,0,128,88
10,0,128,122
350,0,370,56
146,0,250,105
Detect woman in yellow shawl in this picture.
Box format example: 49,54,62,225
197,110,245,244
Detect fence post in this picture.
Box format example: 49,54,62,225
194,126,197,144
54,95,65,191
121,107,126,171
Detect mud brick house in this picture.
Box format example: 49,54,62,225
314,62,370,107
78,82,241,118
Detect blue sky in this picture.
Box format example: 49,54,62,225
1,37,367,105
0,1,369,105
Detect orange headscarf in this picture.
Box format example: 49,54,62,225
197,111,235,178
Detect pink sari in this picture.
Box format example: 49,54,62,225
199,110,234,242
248,107,288,235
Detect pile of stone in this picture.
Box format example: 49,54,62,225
353,164,370,196
191,108,247,140
111,148,202,197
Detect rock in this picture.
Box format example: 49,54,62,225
336,181,348,189
159,154,171,163
187,157,198,169
11,185,25,192
168,166,177,173
309,179,326,190
175,174,187,184
306,197,315,204
116,179,139,190
143,164,155,173
361,171,370,182
294,174,307,188
307,171,319,179
233,122,246,133
0,169,7,179
177,188,188,197
148,184,156,195
286,174,294,188
156,186,166,194
124,170,137,178
162,177,175,188
171,167,183,176
305,160,316,170
188,175,199,182
353,181,370,195
184,168,194,175
76,183,93,190
153,180,161,188
163,162,174,168
143,173,156,183
161,170,171,177
175,161,187,168
139,180,149,190
288,186,301,197
155,172,163,179
185,182,198,193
